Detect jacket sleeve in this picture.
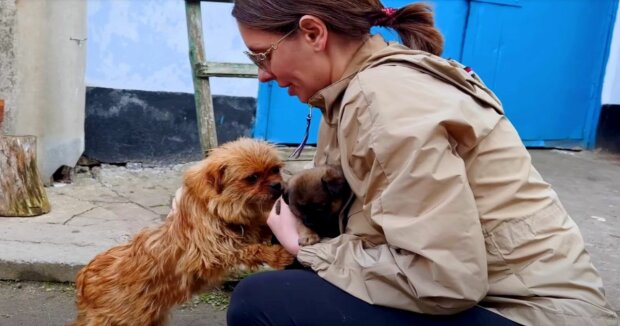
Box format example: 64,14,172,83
297,70,489,314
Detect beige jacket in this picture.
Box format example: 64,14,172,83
296,35,618,326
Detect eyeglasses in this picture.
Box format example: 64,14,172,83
244,28,297,71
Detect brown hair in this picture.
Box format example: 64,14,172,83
232,1,444,56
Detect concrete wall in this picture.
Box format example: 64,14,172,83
83,0,258,164
0,0,18,135
84,88,256,165
0,0,87,184
602,3,620,105
597,3,620,153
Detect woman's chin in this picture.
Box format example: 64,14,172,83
287,87,306,103
296,93,310,103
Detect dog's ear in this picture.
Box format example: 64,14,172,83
321,165,347,196
206,164,226,194
185,160,227,197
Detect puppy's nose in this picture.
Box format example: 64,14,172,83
270,182,282,192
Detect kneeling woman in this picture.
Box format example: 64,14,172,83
228,1,618,325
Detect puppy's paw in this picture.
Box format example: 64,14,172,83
298,225,320,246
298,233,320,246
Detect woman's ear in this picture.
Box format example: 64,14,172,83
298,15,328,51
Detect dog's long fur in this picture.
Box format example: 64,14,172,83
72,138,293,326
283,164,351,246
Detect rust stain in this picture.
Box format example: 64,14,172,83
0,99,4,129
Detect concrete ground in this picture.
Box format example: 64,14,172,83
0,280,227,326
0,148,618,325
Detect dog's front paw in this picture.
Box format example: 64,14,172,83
264,245,295,269
241,244,295,270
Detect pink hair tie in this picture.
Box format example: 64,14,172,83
382,7,398,16
374,7,398,27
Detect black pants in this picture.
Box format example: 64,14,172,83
227,269,520,326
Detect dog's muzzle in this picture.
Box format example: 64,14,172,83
269,182,282,198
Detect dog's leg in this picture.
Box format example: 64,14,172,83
67,310,92,326
238,244,295,270
76,314,111,326
149,313,170,326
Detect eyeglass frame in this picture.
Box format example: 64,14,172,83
244,28,297,70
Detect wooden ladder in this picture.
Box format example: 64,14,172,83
185,0,258,155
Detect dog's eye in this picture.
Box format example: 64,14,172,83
271,166,280,174
245,174,259,184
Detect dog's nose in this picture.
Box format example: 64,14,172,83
270,182,282,192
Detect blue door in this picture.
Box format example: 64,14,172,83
462,0,618,148
254,0,618,148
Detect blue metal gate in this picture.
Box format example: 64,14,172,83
254,0,618,149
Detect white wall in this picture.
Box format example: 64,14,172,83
86,0,257,97
0,0,17,135
602,3,620,105
12,0,87,184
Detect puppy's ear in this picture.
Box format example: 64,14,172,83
321,165,347,196
321,177,345,197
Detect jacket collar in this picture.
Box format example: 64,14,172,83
308,34,389,124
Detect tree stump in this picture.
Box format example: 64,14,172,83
0,135,51,217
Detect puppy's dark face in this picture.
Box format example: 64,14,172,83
284,165,350,238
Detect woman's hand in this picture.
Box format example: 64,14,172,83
267,198,300,256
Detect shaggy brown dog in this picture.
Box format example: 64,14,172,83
283,164,351,246
72,138,294,326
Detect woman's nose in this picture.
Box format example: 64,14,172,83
258,68,275,83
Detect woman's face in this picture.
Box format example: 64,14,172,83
238,23,331,103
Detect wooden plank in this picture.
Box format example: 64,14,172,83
0,136,51,217
185,1,218,154
196,62,258,78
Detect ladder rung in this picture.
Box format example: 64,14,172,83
195,62,258,78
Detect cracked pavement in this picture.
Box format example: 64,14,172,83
0,162,191,282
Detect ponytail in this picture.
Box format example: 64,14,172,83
369,3,444,56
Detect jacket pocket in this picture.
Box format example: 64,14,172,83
484,201,574,296
489,201,570,257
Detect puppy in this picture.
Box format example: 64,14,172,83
72,138,294,326
283,164,351,246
